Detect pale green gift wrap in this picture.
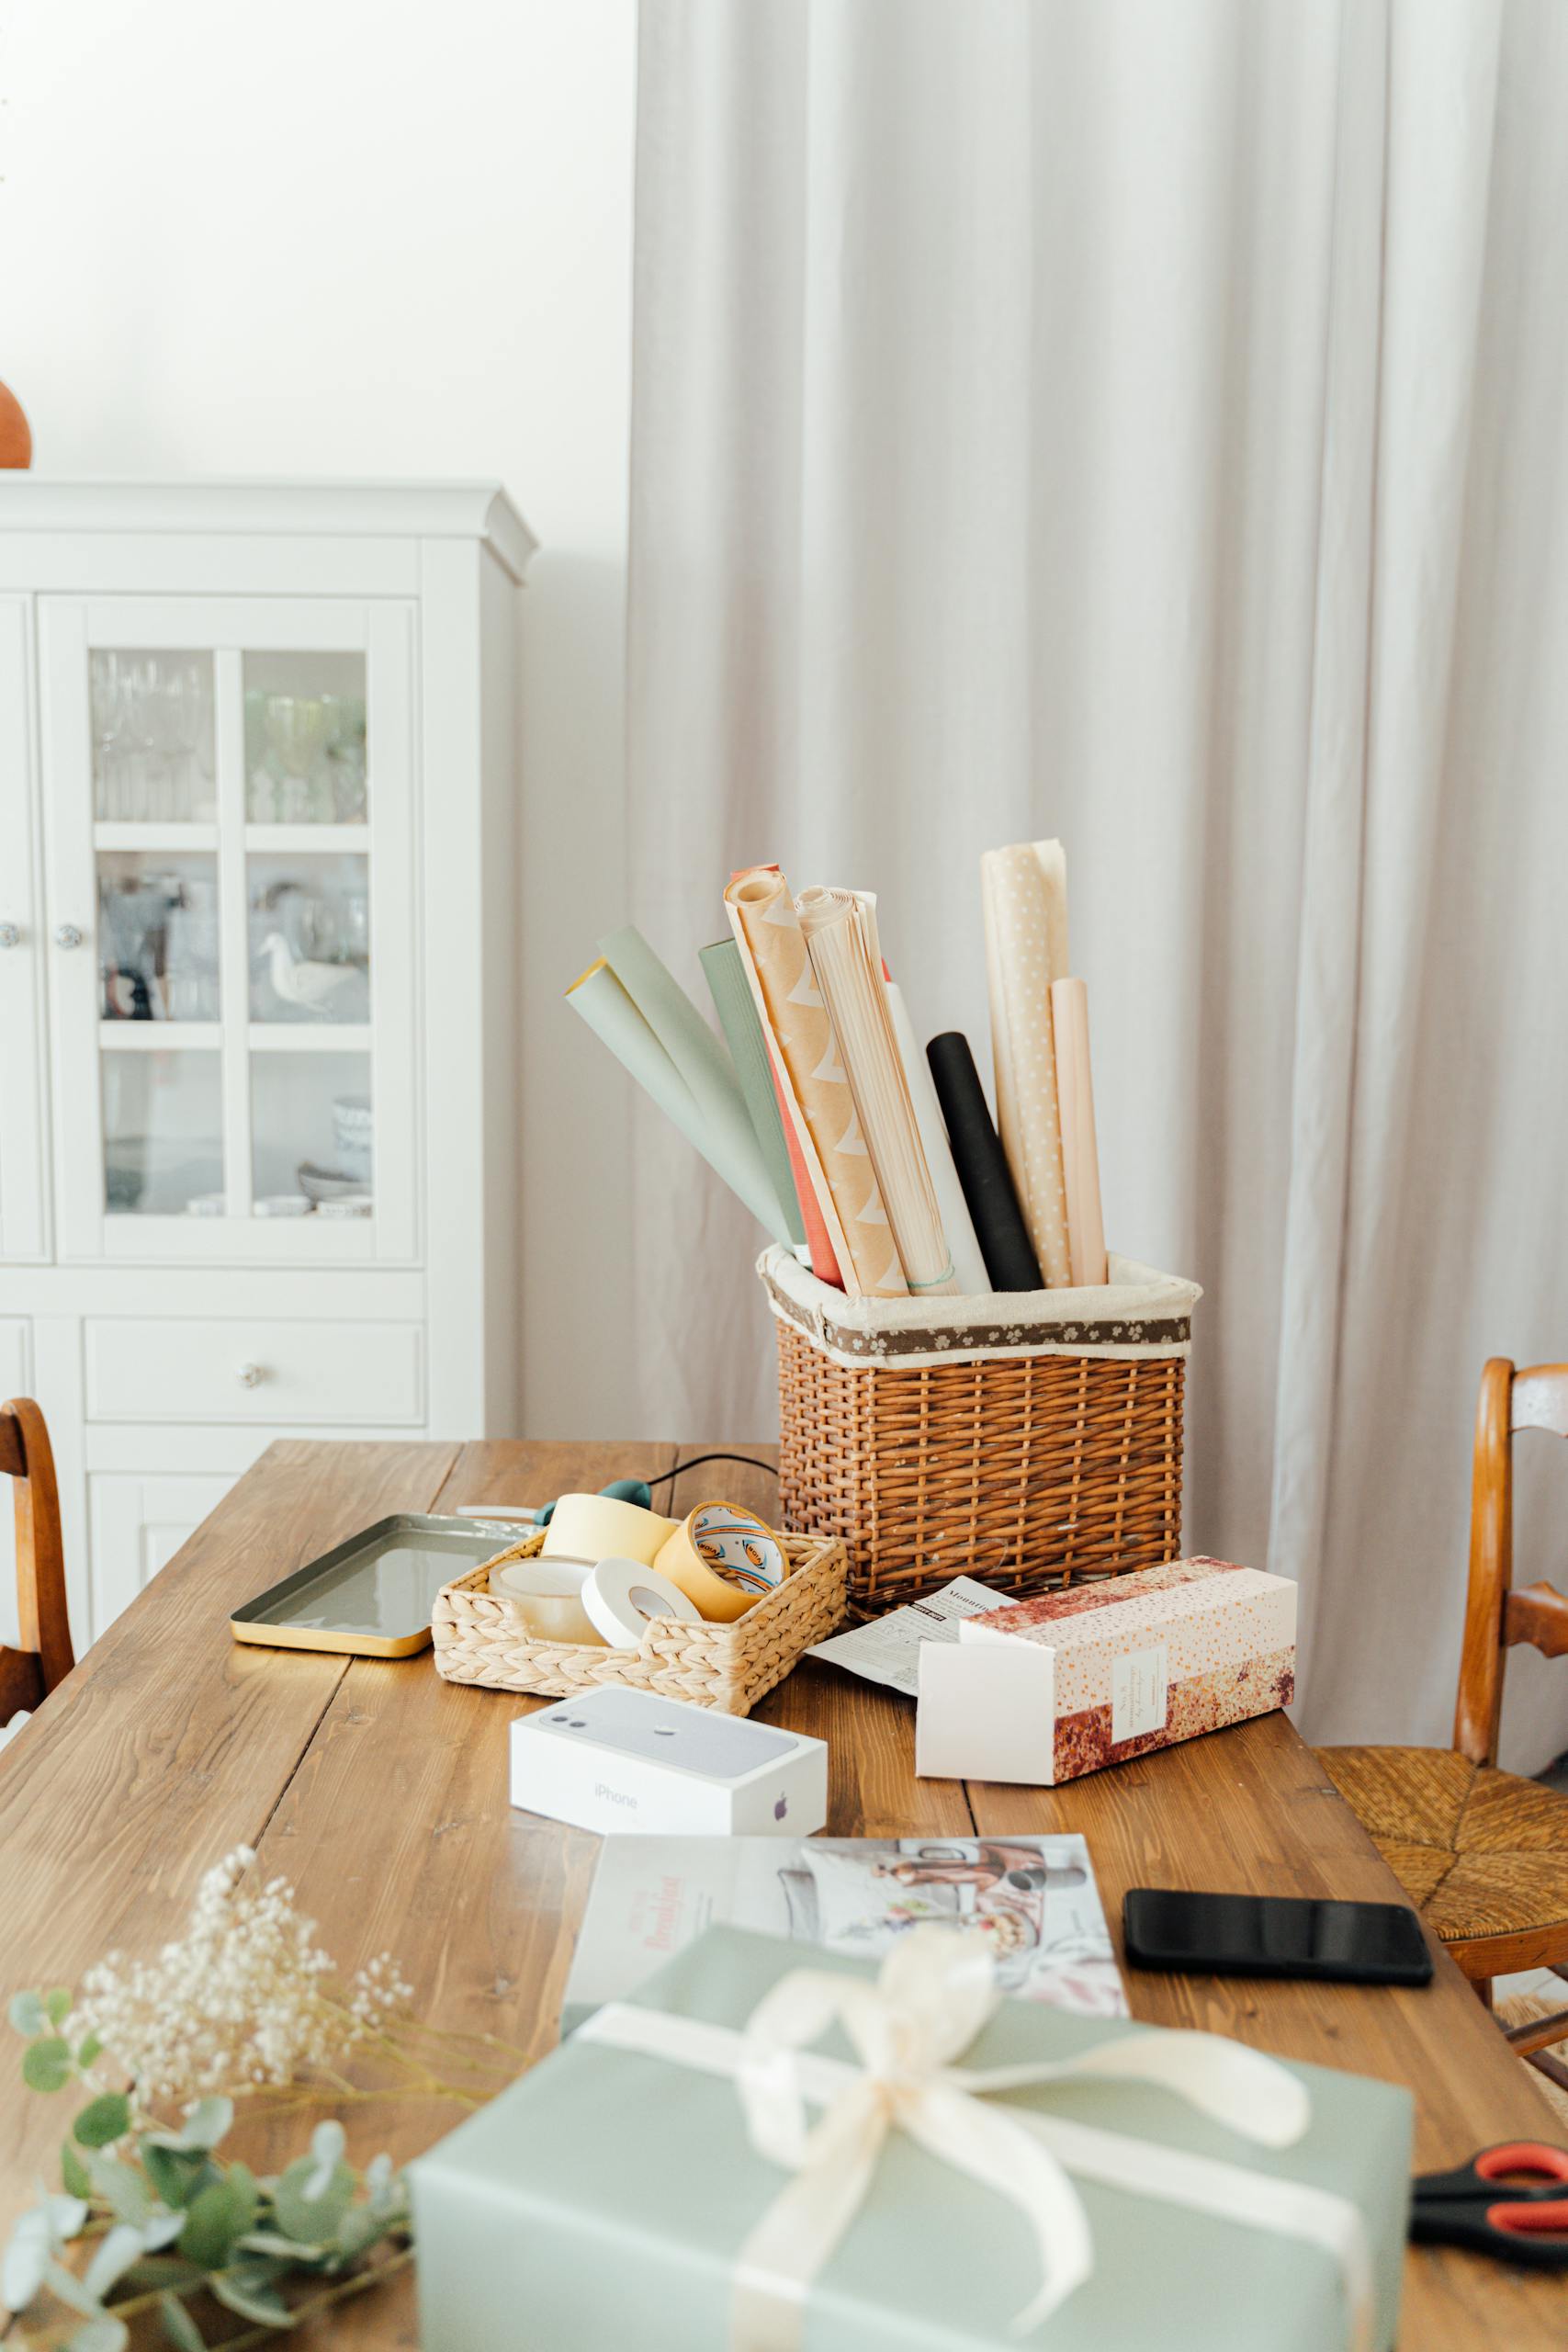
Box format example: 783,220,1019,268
410,1926,1413,2352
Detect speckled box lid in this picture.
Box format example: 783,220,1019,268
956,1557,1297,1784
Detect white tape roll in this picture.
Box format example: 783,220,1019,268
541,1494,678,1568
582,1556,700,1650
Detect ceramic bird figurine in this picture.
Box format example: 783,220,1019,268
260,932,361,1017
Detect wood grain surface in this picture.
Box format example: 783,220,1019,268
2,1438,1564,2348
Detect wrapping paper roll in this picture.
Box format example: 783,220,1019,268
886,980,990,1296
926,1032,1043,1293
565,953,795,1250
655,1501,786,1622
698,937,805,1246
1050,977,1108,1286
981,840,1073,1285
541,1494,678,1569
726,868,906,1298
583,1557,700,1649
795,889,956,1296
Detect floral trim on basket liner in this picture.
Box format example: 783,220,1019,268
758,1245,1201,1365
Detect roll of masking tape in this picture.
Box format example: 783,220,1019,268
581,1557,700,1649
489,1555,604,1646
654,1501,787,1623
541,1493,678,1569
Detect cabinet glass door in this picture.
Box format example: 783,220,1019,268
41,597,414,1261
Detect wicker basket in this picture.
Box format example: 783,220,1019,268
431,1524,848,1715
761,1246,1201,1618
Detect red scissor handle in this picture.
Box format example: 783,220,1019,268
1474,2141,1568,2186
1488,2199,1568,2236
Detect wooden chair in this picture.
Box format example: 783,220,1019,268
1318,1359,1568,2087
0,1397,73,1736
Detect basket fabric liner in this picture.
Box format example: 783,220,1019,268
759,1246,1201,1370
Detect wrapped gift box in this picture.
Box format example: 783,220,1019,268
917,1556,1296,1786
410,1924,1409,2352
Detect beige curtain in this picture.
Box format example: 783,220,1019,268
624,0,1568,1763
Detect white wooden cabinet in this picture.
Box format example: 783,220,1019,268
0,481,535,1645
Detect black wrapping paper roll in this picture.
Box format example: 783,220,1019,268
926,1032,1043,1293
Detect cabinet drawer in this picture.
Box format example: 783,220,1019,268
84,1318,423,1426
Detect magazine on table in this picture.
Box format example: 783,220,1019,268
560,1831,1126,2034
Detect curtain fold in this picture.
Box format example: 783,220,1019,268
626,0,1568,1762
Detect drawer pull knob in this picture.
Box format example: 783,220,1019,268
0,922,21,949
55,922,84,950
235,1362,265,1388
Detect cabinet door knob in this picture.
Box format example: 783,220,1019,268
235,1362,265,1388
0,922,20,949
54,923,84,950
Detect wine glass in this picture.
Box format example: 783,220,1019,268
264,697,332,823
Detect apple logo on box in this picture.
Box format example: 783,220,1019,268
773,1795,788,1820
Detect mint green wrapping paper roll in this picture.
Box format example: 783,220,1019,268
700,934,805,1246
410,1927,1411,2352
569,941,795,1247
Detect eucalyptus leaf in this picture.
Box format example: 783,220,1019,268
1,2211,51,2312
209,2270,290,2327
83,2220,145,2302
177,2165,258,2270
77,2032,103,2068
305,2118,345,2197
142,2143,199,2210
66,2318,130,2352
61,2140,93,2200
45,1987,73,2029
73,2091,132,2149
43,2254,104,2316
22,2035,73,2093
146,2097,233,2155
159,2290,209,2352
8,1990,47,2038
46,2191,91,2242
273,2154,354,2247
85,2152,151,2229
141,2209,189,2253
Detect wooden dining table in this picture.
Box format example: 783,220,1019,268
2,1436,1565,2348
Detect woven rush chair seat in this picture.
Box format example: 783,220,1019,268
1317,1745,1568,1951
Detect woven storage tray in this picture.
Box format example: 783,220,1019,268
431,1523,848,1716
761,1245,1200,1618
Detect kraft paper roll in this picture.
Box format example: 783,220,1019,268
654,1502,786,1623
926,1032,1043,1293
565,954,795,1249
541,1494,678,1570
886,981,990,1297
489,1556,605,1646
726,866,906,1299
795,889,957,1297
1050,977,1108,1286
982,840,1073,1285
582,1557,700,1649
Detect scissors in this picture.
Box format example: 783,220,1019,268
1411,2142,1568,2268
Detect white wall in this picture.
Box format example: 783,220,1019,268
0,0,641,1436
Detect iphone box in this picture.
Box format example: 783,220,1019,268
509,1687,829,1837
916,1557,1297,1786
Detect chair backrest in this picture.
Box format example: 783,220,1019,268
0,1397,73,1731
1454,1359,1568,1767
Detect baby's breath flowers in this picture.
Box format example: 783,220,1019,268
6,1849,525,2349
71,1846,413,2106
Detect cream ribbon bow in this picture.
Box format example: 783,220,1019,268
578,1925,1374,2352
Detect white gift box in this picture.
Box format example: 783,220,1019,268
509,1685,829,1836
916,1557,1297,1786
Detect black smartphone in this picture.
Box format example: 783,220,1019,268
1122,1886,1434,1986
